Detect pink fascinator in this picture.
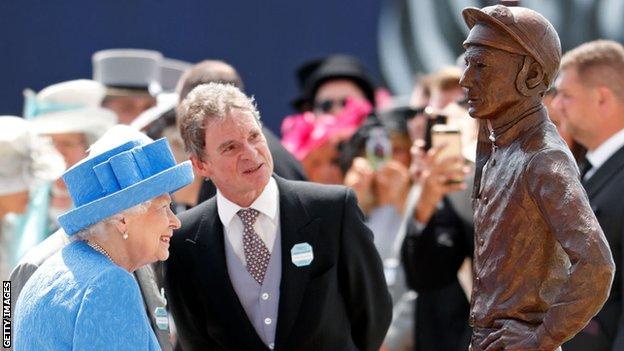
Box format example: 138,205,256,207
281,98,371,160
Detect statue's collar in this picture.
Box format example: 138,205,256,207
485,104,546,148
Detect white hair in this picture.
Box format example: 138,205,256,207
72,200,151,242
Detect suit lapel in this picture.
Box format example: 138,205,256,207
134,264,172,351
584,145,624,198
189,199,266,350
274,177,320,348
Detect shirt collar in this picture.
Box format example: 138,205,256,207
217,177,279,227
586,128,624,171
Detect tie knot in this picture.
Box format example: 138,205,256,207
237,208,260,227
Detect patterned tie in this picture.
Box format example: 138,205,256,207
237,208,271,285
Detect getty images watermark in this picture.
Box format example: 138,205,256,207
2,281,10,348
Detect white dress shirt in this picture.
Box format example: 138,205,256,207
217,177,280,266
585,128,624,180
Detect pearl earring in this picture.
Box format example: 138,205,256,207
122,231,129,240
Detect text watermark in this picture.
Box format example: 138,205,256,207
2,281,11,348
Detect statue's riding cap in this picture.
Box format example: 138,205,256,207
462,5,562,86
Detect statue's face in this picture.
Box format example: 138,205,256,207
460,44,525,119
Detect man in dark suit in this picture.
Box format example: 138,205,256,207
553,40,624,351
176,60,307,204
167,82,392,351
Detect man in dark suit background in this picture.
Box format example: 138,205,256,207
175,60,307,204
166,82,392,350
553,40,624,351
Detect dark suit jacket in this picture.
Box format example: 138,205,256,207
401,198,473,351
196,127,307,203
565,145,624,351
165,177,392,351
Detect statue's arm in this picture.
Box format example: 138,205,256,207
525,149,615,347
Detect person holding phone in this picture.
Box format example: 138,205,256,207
400,105,474,351
342,111,412,226
396,66,478,351
341,109,414,351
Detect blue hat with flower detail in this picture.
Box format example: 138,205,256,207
58,125,193,235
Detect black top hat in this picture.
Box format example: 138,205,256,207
292,55,376,112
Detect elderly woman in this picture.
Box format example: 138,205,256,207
14,125,193,350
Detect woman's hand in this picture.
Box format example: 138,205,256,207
411,143,469,223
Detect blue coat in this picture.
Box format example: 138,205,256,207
14,240,160,350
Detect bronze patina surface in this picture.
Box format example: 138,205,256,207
460,4,615,351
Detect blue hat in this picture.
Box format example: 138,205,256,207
58,125,194,235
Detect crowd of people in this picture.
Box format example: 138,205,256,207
2,3,624,351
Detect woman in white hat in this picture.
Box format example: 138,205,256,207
0,116,65,280
22,79,117,238
14,125,193,350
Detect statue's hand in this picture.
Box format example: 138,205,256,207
480,320,548,351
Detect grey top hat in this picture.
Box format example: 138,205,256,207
160,58,192,93
92,49,163,96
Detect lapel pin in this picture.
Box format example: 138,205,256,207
154,307,169,331
291,242,314,267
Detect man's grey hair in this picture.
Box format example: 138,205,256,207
72,200,151,242
177,82,261,160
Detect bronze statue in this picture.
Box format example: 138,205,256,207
459,4,615,351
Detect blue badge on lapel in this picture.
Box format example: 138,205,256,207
291,242,314,267
154,307,169,330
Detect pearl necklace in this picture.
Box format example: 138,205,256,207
86,240,113,262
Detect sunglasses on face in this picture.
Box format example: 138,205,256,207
313,98,348,114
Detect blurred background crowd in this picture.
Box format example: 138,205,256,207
2,0,624,350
